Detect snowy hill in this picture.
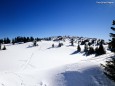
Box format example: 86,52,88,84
0,40,114,86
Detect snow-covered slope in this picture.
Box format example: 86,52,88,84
0,41,114,86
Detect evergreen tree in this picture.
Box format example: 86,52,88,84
101,20,115,82
96,39,100,46
84,44,88,52
87,46,95,55
98,43,106,55
100,39,105,45
30,37,34,42
58,43,63,47
95,47,99,56
52,44,54,48
12,39,15,45
3,38,7,44
91,39,95,45
113,20,115,25
109,20,115,52
0,43,1,50
77,45,81,52
2,45,6,50
6,37,11,44
102,58,115,82
88,42,91,46
81,40,85,45
0,39,3,44
14,37,17,43
33,40,37,46
70,38,74,46
23,37,27,43
27,37,30,42
36,37,41,41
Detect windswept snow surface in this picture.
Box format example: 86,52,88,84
0,41,115,86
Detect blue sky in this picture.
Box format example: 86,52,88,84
0,0,115,41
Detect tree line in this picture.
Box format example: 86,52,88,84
0,36,42,44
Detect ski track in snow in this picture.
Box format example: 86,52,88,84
20,44,43,72
20,53,34,72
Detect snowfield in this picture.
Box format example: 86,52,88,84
0,41,115,86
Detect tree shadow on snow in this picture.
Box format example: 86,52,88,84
83,52,89,56
47,47,52,49
70,51,80,55
58,66,114,86
27,45,38,48
66,45,75,47
47,46,59,49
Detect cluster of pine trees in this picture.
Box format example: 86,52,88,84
12,36,41,44
0,38,10,44
0,36,41,45
69,37,106,56
76,40,106,56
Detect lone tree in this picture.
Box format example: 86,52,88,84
77,44,81,52
33,40,37,46
58,43,63,47
70,38,74,46
52,44,54,48
2,45,6,50
102,20,115,82
0,43,1,50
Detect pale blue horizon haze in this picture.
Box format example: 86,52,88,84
0,0,115,41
